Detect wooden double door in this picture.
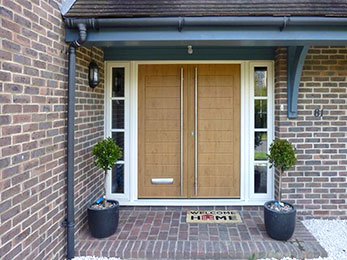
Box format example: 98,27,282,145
138,64,240,198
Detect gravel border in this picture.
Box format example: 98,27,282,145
258,257,331,260
302,219,347,260
73,219,347,260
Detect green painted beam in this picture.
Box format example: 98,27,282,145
287,46,309,118
66,26,347,47
103,47,275,60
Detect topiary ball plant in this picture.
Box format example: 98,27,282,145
267,139,297,203
92,137,122,207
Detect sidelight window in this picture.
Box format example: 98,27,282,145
106,62,131,203
110,67,126,194
250,64,273,199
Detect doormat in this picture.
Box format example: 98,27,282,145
186,210,242,223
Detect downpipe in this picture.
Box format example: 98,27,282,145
65,22,88,260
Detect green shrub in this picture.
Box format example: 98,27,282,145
92,137,122,205
93,137,122,172
267,139,297,202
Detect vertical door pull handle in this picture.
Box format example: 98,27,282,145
180,67,184,196
194,67,198,196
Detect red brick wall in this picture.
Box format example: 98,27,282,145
275,47,347,219
0,1,104,259
74,47,104,235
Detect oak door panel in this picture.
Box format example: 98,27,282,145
138,64,240,199
194,64,240,198
138,65,185,198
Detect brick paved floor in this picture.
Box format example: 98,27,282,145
75,206,327,259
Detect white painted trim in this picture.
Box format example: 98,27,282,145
129,61,138,202
105,62,131,202
240,61,252,204
104,60,275,205
119,199,269,206
133,60,265,65
240,61,248,202
249,61,275,201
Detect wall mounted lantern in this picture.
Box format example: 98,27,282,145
88,60,99,88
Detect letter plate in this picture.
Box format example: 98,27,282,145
151,178,174,184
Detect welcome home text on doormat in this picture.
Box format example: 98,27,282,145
186,210,242,223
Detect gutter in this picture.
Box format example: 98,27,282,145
64,21,89,260
65,16,347,31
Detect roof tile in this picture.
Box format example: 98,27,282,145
65,0,347,18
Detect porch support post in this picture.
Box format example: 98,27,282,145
287,46,309,118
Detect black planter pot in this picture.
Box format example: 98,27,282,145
264,200,296,241
87,200,119,238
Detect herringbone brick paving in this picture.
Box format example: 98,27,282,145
75,206,327,259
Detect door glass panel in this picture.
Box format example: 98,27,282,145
255,100,267,128
254,132,267,160
110,66,126,196
254,67,267,97
254,163,267,193
112,68,124,97
112,100,124,129
112,132,124,160
253,65,271,197
112,164,124,193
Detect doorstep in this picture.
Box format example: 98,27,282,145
75,206,327,259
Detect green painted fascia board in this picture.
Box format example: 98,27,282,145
103,47,275,60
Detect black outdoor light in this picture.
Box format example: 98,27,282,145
88,60,99,88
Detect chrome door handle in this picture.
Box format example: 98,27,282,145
180,67,184,196
194,67,198,196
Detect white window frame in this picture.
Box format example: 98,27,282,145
105,62,131,203
105,60,274,205
248,62,275,201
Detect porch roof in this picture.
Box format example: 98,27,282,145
64,0,347,18
64,15,347,118
65,16,347,47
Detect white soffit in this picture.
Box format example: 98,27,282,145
59,0,77,16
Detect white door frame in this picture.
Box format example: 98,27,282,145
105,60,274,206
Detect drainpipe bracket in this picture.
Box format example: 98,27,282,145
62,219,75,228
88,18,98,30
178,17,185,32
62,219,68,227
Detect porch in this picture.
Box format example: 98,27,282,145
65,10,347,260
75,206,327,259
